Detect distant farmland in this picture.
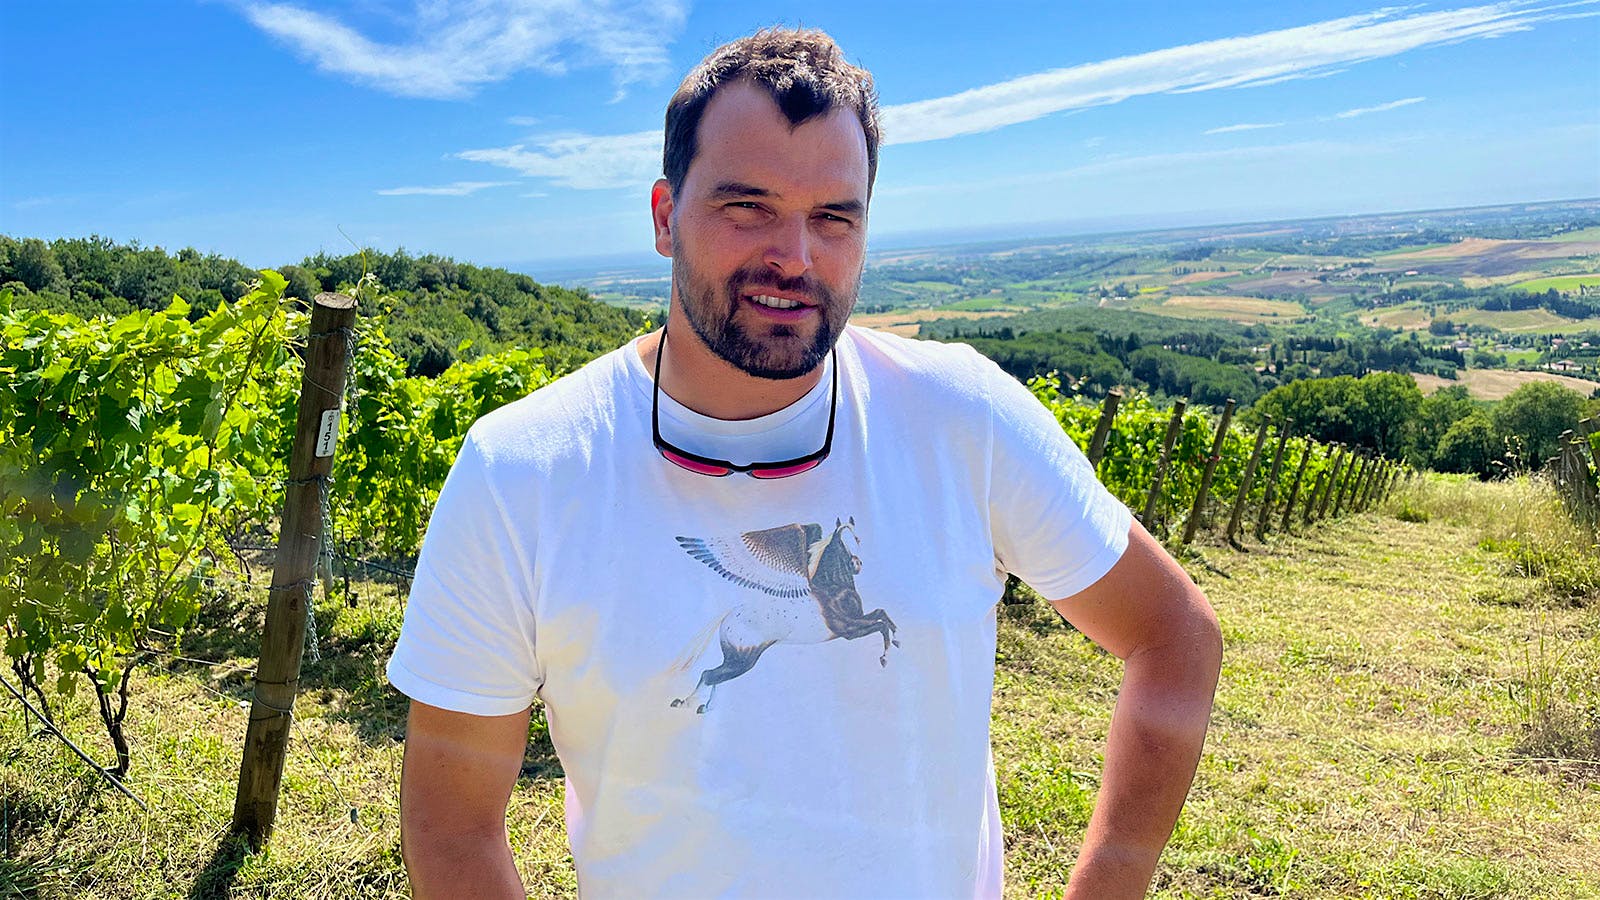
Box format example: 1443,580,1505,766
1511,273,1600,293
1412,368,1596,400
1449,307,1600,333
1156,294,1306,324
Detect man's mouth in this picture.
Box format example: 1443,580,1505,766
747,294,806,310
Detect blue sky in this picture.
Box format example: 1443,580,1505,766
2,1,1597,276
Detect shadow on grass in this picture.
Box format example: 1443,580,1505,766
0,777,105,897
186,832,250,900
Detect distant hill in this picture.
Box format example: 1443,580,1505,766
0,236,647,376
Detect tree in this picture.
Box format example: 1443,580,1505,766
1434,411,1501,477
5,238,68,294
1350,371,1423,457
1410,384,1476,467
1492,381,1586,471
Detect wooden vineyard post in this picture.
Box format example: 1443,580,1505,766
1226,417,1272,547
1361,459,1385,511
1182,399,1235,544
1333,453,1364,518
1302,469,1327,526
1313,446,1346,522
1140,399,1187,531
1556,431,1599,529
1087,389,1121,473
1254,421,1292,541
1354,459,1374,512
1280,439,1313,533
233,292,358,847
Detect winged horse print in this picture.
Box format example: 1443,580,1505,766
669,517,899,714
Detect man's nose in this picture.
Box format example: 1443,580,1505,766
763,215,812,278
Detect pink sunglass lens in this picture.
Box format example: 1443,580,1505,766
750,458,823,479
662,450,733,476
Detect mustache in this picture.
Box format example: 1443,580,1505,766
727,267,818,299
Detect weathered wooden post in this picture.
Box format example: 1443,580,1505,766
1303,468,1327,526
1226,416,1272,547
233,292,358,847
1333,452,1365,518
1182,399,1235,544
1361,458,1385,511
1314,445,1346,522
1280,438,1313,533
1354,459,1375,512
1087,389,1121,473
1254,421,1292,541
1140,399,1188,531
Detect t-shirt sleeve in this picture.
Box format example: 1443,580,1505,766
984,358,1133,600
386,433,542,716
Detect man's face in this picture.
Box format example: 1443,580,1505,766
653,80,870,380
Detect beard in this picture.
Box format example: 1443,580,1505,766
673,256,856,380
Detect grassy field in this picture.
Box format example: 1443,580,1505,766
1411,368,1598,400
1449,307,1600,334
1552,226,1600,243
849,307,1017,336
1362,304,1432,330
2,481,1597,898
1511,274,1600,293
1156,294,1306,323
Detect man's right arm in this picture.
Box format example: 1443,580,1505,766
399,700,532,900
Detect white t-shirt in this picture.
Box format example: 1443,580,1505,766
387,326,1132,899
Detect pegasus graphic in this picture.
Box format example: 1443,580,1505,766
670,517,899,714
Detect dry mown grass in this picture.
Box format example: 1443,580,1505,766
2,481,1598,898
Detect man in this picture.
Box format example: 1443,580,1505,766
388,28,1221,900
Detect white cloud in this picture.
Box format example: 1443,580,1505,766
239,0,688,99
880,2,1593,144
377,181,514,196
453,1,1592,189
507,115,543,127
1335,96,1428,118
455,130,664,189
876,138,1416,198
1204,122,1285,135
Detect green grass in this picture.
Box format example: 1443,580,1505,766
3,482,1599,898
1551,226,1600,243
1511,274,1600,294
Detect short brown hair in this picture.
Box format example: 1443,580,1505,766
663,28,881,198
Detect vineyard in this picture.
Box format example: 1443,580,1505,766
2,279,1596,898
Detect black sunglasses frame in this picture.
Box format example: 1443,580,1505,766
651,326,838,478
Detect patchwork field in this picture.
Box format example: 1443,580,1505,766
1449,307,1600,333
1362,304,1432,330
1157,294,1306,323
850,307,1016,336
1411,367,1597,400
1171,270,1236,285
1512,274,1600,293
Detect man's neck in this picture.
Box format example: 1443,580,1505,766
639,311,828,421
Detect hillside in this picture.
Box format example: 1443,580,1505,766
0,237,647,376
1,479,1594,898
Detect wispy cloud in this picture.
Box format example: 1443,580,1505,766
877,138,1417,198
239,0,688,99
507,115,543,127
1335,96,1428,118
1205,122,1284,135
455,1,1592,190
880,2,1592,143
455,130,663,189
377,181,514,196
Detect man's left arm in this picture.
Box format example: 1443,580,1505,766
1050,519,1223,899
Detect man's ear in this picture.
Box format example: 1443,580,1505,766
651,178,675,258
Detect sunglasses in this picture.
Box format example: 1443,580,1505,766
652,326,838,478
